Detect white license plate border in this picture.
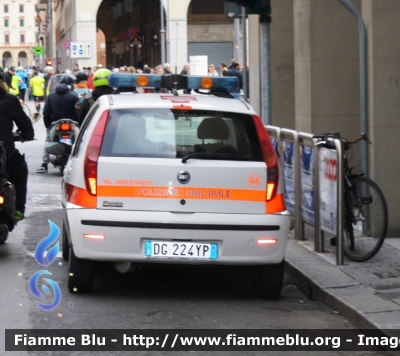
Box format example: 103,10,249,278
60,138,72,145
144,240,218,260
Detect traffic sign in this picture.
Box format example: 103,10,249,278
34,46,44,55
70,42,92,58
63,39,71,50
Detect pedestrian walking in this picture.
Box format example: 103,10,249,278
29,70,45,113
16,67,28,102
220,62,232,77
208,64,218,76
180,63,190,75
229,62,243,99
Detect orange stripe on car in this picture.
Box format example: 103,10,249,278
266,194,286,214
65,182,97,208
97,186,266,202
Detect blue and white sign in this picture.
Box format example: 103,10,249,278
271,138,279,152
301,145,315,225
70,42,92,58
283,141,295,216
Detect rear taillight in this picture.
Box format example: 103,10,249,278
60,122,71,131
84,110,109,196
253,114,278,202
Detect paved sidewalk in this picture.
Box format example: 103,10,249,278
285,227,400,334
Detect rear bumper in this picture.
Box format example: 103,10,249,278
66,209,290,265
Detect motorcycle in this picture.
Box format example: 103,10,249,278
46,119,79,175
0,132,28,244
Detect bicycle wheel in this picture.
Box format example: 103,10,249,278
343,176,388,262
22,103,31,118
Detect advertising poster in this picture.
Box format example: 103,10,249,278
319,147,338,235
301,145,315,226
271,138,279,152
189,56,208,76
283,141,295,216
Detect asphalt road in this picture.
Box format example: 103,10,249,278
0,101,388,356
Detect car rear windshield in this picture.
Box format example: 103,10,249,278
101,108,263,161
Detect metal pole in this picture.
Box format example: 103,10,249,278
334,138,344,265
242,7,248,101
166,0,170,64
160,0,166,66
338,0,369,179
314,142,323,252
234,19,240,62
260,22,271,125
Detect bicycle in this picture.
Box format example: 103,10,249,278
313,132,388,262
19,99,41,124
19,99,31,118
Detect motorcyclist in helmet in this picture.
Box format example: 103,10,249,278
78,68,113,126
37,74,80,173
74,71,92,103
0,67,34,221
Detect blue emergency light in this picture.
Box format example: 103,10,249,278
187,76,239,92
108,73,162,88
108,73,239,92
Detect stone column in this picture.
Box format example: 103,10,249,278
248,14,261,115
270,0,295,128
294,0,360,135
162,0,191,73
362,0,400,235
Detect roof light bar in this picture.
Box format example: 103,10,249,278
108,73,162,88
187,76,239,91
108,73,239,92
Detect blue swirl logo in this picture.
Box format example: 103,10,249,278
29,220,62,311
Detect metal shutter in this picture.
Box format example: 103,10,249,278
188,42,233,76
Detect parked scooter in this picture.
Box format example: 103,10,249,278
46,119,79,175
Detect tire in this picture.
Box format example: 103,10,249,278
343,176,388,262
0,224,9,245
68,246,94,293
59,165,65,176
22,104,31,118
62,222,69,261
255,260,284,298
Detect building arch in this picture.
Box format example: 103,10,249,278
2,51,12,68
18,51,28,67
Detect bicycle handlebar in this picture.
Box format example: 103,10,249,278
313,132,371,149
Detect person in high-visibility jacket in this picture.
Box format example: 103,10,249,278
9,71,23,96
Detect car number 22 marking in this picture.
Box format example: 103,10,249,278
145,241,218,260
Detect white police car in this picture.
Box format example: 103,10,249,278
59,73,289,297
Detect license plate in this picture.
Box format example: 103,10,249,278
60,138,72,145
145,241,218,260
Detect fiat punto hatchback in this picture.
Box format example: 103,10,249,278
60,73,289,297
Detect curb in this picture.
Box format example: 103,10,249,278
284,239,400,355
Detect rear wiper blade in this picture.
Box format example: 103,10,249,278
182,152,250,163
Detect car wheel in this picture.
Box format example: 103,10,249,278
0,223,8,245
68,246,94,293
255,260,284,299
62,222,69,261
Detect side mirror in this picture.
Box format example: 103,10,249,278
46,142,72,155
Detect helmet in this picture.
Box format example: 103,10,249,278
75,71,88,83
60,74,77,86
17,66,23,71
93,68,111,88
